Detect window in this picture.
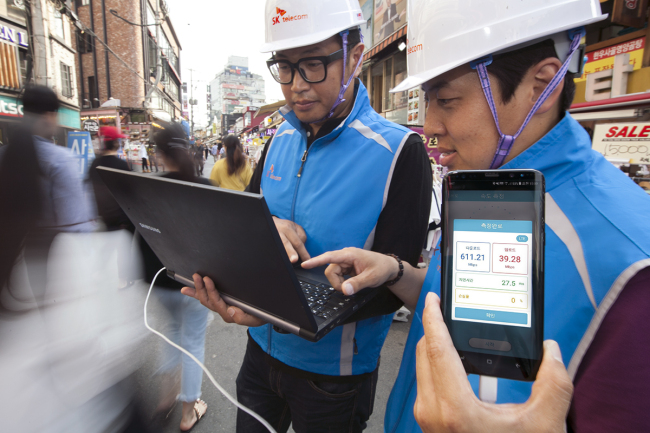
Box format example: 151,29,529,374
60,62,73,98
75,0,90,6
77,32,93,53
52,7,65,39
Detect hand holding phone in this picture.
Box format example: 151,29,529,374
441,170,545,381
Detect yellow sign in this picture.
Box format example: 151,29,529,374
575,37,644,83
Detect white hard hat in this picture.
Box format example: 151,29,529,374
260,0,366,53
391,0,608,93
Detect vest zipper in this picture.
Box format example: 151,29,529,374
297,150,308,177
291,149,309,221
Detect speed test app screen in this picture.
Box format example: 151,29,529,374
452,219,532,327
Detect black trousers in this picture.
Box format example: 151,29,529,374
236,338,379,433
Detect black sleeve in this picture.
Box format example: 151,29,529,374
344,133,433,323
246,137,272,194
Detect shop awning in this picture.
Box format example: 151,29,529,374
569,92,650,112
254,100,287,118
363,24,407,62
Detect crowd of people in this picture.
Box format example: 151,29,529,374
1,0,649,432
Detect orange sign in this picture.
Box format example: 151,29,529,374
575,37,644,82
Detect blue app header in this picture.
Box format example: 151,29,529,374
454,219,532,233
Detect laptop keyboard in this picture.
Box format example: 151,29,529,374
299,280,352,320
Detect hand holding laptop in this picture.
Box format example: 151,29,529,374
181,274,267,327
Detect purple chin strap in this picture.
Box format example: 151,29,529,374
470,29,584,168
309,29,364,124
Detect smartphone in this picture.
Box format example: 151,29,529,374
440,169,545,381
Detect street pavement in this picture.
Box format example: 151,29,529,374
133,283,412,433
130,154,413,432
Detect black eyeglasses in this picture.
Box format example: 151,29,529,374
266,49,344,84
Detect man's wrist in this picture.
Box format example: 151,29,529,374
385,254,404,286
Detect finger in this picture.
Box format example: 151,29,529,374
279,232,300,263
414,337,440,428
526,340,574,425
283,227,310,262
200,276,236,323
421,293,474,398
192,273,210,306
339,269,386,296
226,306,267,327
292,222,308,244
180,286,196,298
302,251,349,269
324,264,346,291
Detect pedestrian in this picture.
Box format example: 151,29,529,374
181,1,432,431
148,143,159,173
193,144,204,176
139,142,149,173
88,126,133,231
211,143,219,162
209,135,253,191
142,122,210,432
204,143,209,160
302,0,650,431
218,144,225,160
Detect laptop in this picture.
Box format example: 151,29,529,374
98,167,379,342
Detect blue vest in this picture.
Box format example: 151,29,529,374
385,114,650,432
250,83,416,376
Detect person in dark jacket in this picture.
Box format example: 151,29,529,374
88,126,133,231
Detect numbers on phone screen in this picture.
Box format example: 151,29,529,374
498,255,521,263
460,253,485,261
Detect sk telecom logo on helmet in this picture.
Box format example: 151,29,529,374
406,39,423,55
272,7,308,25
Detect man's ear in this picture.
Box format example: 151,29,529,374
350,43,365,78
528,57,563,115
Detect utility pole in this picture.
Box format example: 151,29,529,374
189,68,197,139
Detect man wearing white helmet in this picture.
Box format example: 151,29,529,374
182,0,432,431
302,0,650,431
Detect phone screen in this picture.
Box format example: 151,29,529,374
442,170,544,381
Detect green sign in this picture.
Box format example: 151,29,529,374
0,94,80,129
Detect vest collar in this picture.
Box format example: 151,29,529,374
501,113,594,191
279,80,371,142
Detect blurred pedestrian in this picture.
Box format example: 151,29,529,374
209,134,253,191
193,143,204,176
0,85,147,433
141,122,210,432
148,143,159,173
210,143,219,162
88,126,133,231
139,142,150,173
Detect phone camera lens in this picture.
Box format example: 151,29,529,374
509,173,514,178
520,174,524,177
462,174,466,179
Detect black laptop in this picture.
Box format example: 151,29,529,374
98,167,379,341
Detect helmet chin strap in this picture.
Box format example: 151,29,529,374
307,29,364,124
470,28,584,169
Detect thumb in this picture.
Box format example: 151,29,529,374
526,340,574,427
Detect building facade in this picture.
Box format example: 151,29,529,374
209,55,266,133
1,0,81,146
72,0,182,141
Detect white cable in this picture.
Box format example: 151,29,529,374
144,267,277,433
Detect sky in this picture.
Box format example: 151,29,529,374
164,0,285,128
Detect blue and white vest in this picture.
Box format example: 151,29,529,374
250,82,416,376
384,113,650,432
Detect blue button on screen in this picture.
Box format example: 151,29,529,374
455,307,528,325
